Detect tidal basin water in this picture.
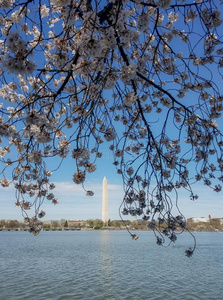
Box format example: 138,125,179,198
0,231,222,300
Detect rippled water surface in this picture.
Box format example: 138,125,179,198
0,231,222,300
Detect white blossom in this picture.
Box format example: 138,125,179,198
157,0,172,9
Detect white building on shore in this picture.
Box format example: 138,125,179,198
191,217,210,223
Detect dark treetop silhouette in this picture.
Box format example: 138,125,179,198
0,0,223,256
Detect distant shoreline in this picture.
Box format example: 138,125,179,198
1,218,222,232
0,227,222,232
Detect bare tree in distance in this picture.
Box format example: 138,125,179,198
0,0,223,256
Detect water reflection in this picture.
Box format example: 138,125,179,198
98,231,114,289
0,231,222,300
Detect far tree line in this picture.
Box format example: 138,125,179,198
1,218,222,232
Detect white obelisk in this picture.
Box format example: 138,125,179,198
102,176,109,225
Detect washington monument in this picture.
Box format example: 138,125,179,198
102,176,109,225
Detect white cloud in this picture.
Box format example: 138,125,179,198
0,179,222,221
47,181,125,220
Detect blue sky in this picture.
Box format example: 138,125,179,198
0,98,222,221
0,152,222,221
0,84,222,222
0,1,223,221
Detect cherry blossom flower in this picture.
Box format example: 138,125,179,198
86,190,94,196
157,0,172,9
1,178,10,187
0,0,14,9
40,5,50,17
52,198,59,205
73,170,86,184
